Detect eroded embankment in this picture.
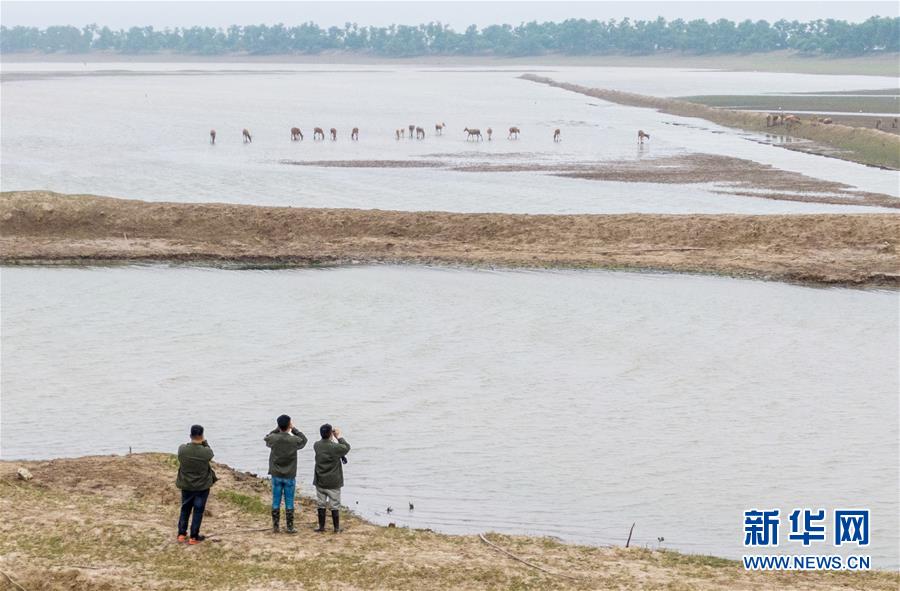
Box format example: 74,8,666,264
521,74,900,170
2,191,898,287
2,454,898,590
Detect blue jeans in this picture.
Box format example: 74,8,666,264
178,489,209,538
271,476,296,510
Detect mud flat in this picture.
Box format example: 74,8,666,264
1,454,897,590
2,191,898,287
283,154,900,209
521,74,900,170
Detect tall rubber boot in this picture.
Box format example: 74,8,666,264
332,509,341,533
314,508,327,533
285,509,297,534
271,508,280,533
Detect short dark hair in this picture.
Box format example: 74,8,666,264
277,414,291,431
320,423,332,439
190,424,204,438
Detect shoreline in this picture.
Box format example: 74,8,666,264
521,74,900,170
2,191,899,288
2,453,897,590
3,50,898,76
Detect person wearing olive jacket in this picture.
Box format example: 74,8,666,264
175,424,218,544
264,414,308,534
313,423,350,533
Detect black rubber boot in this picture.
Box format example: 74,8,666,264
314,508,327,532
285,509,297,534
271,508,280,533
332,509,341,533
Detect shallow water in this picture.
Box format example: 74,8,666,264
2,64,898,212
2,265,897,566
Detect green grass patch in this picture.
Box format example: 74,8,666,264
219,489,269,515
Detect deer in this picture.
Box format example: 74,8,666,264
330,128,337,141
313,127,325,140
210,129,216,144
783,115,801,127
486,127,493,141
395,129,401,140
893,117,898,129
408,124,415,139
435,122,446,135
875,119,883,130
242,128,252,143
507,126,520,139
291,127,303,141
416,126,425,140
553,128,561,142
464,127,482,141
351,127,359,141
638,130,650,144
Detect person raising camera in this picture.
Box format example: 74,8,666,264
313,423,350,533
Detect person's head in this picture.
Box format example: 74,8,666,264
277,414,291,432
320,423,333,440
190,424,204,442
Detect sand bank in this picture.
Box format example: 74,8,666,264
521,75,900,170
2,191,898,287
1,454,897,590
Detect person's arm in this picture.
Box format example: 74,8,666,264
200,441,214,460
265,430,277,447
292,428,308,449
335,438,350,457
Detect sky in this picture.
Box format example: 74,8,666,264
2,1,896,29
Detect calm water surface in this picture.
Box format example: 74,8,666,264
2,64,898,211
2,265,897,566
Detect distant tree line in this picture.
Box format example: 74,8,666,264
2,17,898,57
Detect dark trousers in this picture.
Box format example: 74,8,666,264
178,489,210,538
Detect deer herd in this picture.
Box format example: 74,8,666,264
209,113,899,147
767,113,898,130
209,124,650,145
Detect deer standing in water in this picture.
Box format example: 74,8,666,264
553,128,561,142
395,129,401,140
415,126,425,139
638,130,650,144
313,127,325,140
210,129,216,144
464,127,483,141
435,122,446,135
351,127,359,141
486,127,493,141
242,128,252,143
408,124,415,139
330,128,337,141
507,126,520,139
875,119,883,130
291,127,303,141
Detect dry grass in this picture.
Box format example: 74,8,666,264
1,454,897,590
2,191,899,287
522,75,900,170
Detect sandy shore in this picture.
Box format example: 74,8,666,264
2,191,898,287
1,454,897,590
522,75,900,170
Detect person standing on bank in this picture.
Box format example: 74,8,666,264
313,423,350,533
265,414,308,534
176,424,217,544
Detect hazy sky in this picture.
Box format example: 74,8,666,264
2,1,896,29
